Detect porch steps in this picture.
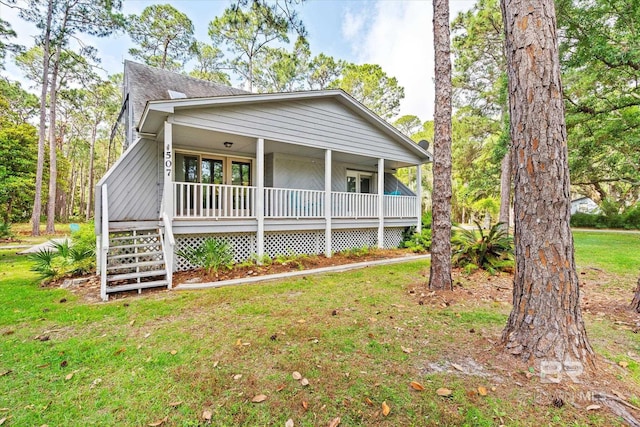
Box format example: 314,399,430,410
104,228,169,297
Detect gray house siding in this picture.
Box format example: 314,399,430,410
171,99,421,164
97,138,160,226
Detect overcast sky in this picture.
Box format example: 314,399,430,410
1,0,475,121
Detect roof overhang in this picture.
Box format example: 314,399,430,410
138,89,432,163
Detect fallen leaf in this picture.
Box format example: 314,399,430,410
410,381,425,391
114,348,125,356
285,419,294,427
148,416,167,426
436,387,452,397
328,417,341,427
292,371,302,380
381,401,391,416
451,363,464,372
90,378,102,389
233,374,242,380
202,409,212,420
276,384,286,392
364,397,373,406
619,361,629,368
301,400,308,410
401,346,413,354
65,373,74,381
300,378,309,386
170,350,177,355
477,386,488,396
168,401,182,407
129,320,135,326
144,333,151,338
0,417,5,425
297,319,306,323
213,361,219,368
0,370,12,377
252,394,267,403
235,338,242,346
586,404,601,411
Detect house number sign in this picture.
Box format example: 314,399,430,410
165,144,172,177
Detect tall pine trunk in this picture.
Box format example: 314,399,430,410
500,0,594,368
631,275,640,312
429,0,453,291
46,44,61,234
30,0,54,236
86,123,97,221
498,149,511,230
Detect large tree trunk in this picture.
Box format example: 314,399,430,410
30,0,54,236
86,124,97,221
498,149,511,230
500,0,594,368
46,44,61,235
631,275,640,312
429,0,453,291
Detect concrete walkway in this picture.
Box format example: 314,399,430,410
16,238,69,255
175,253,431,291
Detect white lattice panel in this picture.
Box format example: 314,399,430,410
264,231,324,258
174,233,256,271
331,229,377,253
384,228,404,249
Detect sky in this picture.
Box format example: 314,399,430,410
1,0,476,121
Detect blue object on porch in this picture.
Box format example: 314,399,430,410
385,190,402,195
69,223,80,233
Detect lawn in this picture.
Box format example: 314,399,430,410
0,230,638,426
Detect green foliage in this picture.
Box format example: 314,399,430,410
340,246,372,258
28,233,96,282
400,228,432,253
452,222,514,274
0,221,13,239
188,42,230,85
254,36,310,92
128,4,195,71
329,63,404,119
422,211,433,229
177,238,234,276
571,205,640,230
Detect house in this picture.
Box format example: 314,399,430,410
95,61,431,300
570,196,600,215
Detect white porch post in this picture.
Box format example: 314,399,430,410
163,121,174,284
377,158,384,249
256,138,265,259
416,164,423,233
324,149,332,257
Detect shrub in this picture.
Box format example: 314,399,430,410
422,211,432,229
28,237,95,282
0,222,13,239
570,205,640,230
451,222,514,275
177,238,234,277
400,228,432,253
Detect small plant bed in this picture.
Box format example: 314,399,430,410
173,248,419,285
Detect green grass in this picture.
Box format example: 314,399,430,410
573,230,640,277
0,230,634,426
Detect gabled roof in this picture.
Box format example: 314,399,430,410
124,61,248,129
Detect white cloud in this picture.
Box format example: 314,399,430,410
341,8,367,42
343,1,474,122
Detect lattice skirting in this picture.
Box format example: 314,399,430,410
172,227,408,271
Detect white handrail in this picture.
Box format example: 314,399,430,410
161,212,175,246
100,184,109,301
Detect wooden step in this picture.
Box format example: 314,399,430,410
107,269,167,282
108,251,164,260
105,280,169,293
109,233,159,242
107,260,165,271
109,242,161,251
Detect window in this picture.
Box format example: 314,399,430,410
174,151,252,186
346,171,373,194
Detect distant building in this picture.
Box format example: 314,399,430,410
570,196,600,215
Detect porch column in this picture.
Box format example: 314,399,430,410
377,158,384,249
256,138,265,259
324,149,332,257
416,164,422,233
163,121,174,284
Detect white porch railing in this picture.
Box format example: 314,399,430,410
172,183,418,220
331,192,379,218
173,182,256,218
264,188,325,218
384,195,418,218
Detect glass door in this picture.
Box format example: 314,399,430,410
201,158,224,213
175,153,199,214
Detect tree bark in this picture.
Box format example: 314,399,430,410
429,0,453,291
86,123,97,221
631,275,640,313
46,44,61,235
498,149,511,231
30,0,54,236
500,0,594,368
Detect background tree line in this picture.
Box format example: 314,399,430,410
0,0,637,235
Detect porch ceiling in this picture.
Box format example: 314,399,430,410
170,124,418,170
